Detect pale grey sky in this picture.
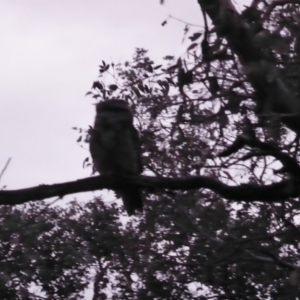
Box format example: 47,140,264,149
0,0,202,194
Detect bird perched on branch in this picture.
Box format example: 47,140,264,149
89,99,143,215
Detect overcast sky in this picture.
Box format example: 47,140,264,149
0,0,203,195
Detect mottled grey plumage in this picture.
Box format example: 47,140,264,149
89,99,143,215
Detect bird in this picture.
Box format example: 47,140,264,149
89,99,143,215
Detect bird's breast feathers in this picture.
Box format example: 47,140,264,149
90,124,140,175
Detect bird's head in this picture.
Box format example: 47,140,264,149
95,99,133,124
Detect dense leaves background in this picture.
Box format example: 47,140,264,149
1,1,300,299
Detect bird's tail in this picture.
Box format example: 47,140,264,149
117,188,143,216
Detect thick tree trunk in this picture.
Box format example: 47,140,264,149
197,0,300,134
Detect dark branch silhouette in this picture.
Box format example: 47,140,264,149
197,0,300,134
220,133,300,178
0,175,298,205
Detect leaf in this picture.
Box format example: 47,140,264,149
146,64,153,73
166,64,178,73
92,81,103,90
178,68,193,89
166,77,176,86
188,32,202,41
125,94,132,101
85,91,93,96
207,76,219,95
158,80,170,95
177,57,182,68
109,84,118,91
82,157,89,168
223,171,233,181
99,64,110,73
149,106,161,120
138,84,145,93
154,65,162,70
144,84,150,93
176,105,184,122
187,43,198,51
131,87,141,98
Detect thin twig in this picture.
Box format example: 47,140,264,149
38,197,61,216
168,15,202,28
0,157,11,183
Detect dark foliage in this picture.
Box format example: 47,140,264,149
1,1,300,299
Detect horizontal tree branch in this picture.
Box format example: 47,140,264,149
0,175,298,205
